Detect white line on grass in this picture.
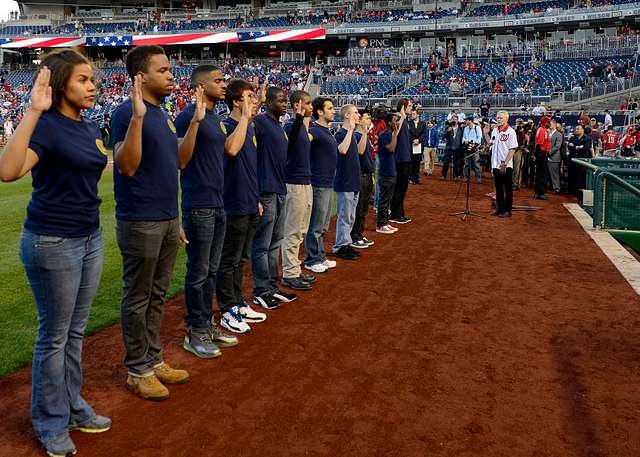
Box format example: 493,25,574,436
565,203,640,297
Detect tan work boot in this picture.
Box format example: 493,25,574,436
154,362,190,385
126,374,169,401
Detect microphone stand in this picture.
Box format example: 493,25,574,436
450,147,487,221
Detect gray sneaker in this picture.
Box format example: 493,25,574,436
69,415,112,433
43,434,76,457
210,321,239,348
183,329,222,359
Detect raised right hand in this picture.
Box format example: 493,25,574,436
294,101,305,116
30,67,52,113
240,95,253,119
131,74,146,119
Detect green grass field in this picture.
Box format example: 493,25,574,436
0,171,187,377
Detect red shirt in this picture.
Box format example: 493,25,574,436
602,131,618,151
535,126,551,153
623,133,636,148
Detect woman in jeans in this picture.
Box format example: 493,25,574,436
0,50,111,457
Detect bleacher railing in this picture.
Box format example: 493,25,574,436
562,75,640,103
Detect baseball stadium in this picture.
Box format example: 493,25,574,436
0,0,639,455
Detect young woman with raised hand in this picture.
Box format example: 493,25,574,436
0,50,111,457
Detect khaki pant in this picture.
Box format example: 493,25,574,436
512,148,524,188
281,183,312,279
423,147,437,174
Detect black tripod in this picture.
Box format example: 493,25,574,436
450,149,487,221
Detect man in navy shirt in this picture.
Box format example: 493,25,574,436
389,98,413,225
376,112,403,234
174,65,238,360
350,111,375,249
282,91,323,282
333,105,364,261
304,97,338,273
251,87,291,309
111,45,189,400
216,79,267,334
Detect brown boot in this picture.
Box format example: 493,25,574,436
154,362,190,385
126,374,169,401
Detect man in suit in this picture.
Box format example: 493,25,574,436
440,115,464,180
408,109,426,184
547,120,563,194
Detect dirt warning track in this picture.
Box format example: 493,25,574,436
1,177,639,457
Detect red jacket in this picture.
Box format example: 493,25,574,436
535,126,551,153
602,131,618,151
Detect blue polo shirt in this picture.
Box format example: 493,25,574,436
355,131,374,173
222,117,259,216
309,124,337,188
284,118,312,185
333,128,361,193
174,104,225,209
110,99,179,221
253,113,287,195
26,109,107,237
395,121,412,163
377,130,397,177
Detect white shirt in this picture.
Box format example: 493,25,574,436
604,113,613,128
3,119,13,136
490,126,518,169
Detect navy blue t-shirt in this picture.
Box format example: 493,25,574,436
355,131,374,173
333,128,361,193
309,124,338,188
110,99,179,220
284,118,312,185
377,130,397,177
26,109,107,237
253,113,287,195
395,121,412,163
174,104,225,209
222,117,259,216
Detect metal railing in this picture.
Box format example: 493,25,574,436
562,76,640,103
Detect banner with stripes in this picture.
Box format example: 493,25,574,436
0,29,326,48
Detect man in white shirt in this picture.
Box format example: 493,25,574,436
604,110,613,129
490,111,518,218
532,102,546,116
3,118,13,142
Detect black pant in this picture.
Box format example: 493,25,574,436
453,148,464,178
410,152,422,182
216,213,259,310
377,176,396,227
441,149,453,178
116,218,180,376
534,152,549,196
568,158,587,195
352,172,373,241
390,162,410,219
493,168,513,213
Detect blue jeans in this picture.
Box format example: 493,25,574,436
183,207,226,331
20,228,103,444
304,186,333,267
251,192,286,297
463,150,482,182
333,191,359,252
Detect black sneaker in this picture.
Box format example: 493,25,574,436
335,246,358,261
300,273,316,283
282,276,312,290
362,237,375,246
498,211,512,218
273,289,297,302
345,245,361,256
253,294,282,310
397,216,412,224
493,210,503,216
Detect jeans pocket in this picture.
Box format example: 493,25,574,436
34,235,65,249
192,208,214,218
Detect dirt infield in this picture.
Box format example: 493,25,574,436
1,176,639,457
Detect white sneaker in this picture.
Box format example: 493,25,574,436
239,302,266,323
322,259,337,269
304,262,328,273
385,224,398,232
221,306,251,334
